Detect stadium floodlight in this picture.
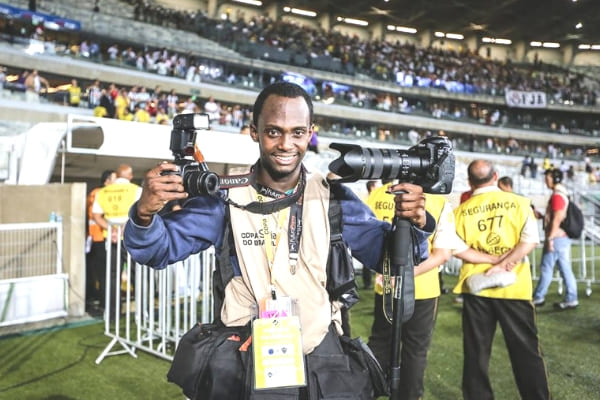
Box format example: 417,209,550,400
495,38,512,45
340,17,368,26
233,0,262,6
445,33,464,40
542,42,560,48
482,37,512,45
386,25,417,34
287,7,317,17
575,22,583,29
396,26,417,34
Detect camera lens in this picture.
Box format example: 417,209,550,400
184,170,220,197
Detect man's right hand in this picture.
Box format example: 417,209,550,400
136,162,188,226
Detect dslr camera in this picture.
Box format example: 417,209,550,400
328,136,455,194
165,113,220,197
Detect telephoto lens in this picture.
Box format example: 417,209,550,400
328,136,455,194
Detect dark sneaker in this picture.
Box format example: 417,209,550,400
553,301,579,310
532,298,545,307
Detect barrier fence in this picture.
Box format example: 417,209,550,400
95,223,214,364
97,215,600,364
0,221,67,327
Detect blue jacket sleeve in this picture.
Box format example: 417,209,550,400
336,184,433,272
123,195,226,269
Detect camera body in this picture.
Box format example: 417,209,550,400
328,136,455,194
166,113,220,197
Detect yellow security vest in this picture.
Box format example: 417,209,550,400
453,189,534,300
96,182,140,227
368,186,445,299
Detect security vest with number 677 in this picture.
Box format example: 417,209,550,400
453,190,534,300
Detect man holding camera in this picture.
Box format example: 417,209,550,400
453,160,550,400
123,82,434,399
366,186,501,400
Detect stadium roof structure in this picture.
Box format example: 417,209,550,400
274,0,600,46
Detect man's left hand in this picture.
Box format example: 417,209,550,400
388,183,426,229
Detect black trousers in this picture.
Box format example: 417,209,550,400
462,294,550,400
367,293,438,400
85,241,106,307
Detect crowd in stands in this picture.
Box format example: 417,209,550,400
53,37,599,138
124,1,599,108
1,1,599,160
0,58,594,161
3,3,600,138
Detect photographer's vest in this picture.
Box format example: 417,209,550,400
453,189,533,300
221,170,341,354
370,189,445,300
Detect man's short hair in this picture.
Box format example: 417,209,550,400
252,82,313,126
468,160,495,186
100,169,115,185
498,176,513,189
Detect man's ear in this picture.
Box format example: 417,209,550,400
250,125,259,142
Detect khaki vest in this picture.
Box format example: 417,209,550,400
453,189,534,300
223,170,339,354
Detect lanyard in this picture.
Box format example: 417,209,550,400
258,194,290,286
256,186,304,284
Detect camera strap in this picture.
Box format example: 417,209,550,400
220,165,307,215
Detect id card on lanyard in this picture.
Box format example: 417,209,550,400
252,316,306,389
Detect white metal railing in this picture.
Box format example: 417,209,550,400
0,221,68,327
95,223,214,364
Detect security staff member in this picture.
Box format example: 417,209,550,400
453,160,550,400
366,183,498,400
85,169,116,311
92,164,141,315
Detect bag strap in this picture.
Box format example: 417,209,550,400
328,184,343,241
213,207,234,324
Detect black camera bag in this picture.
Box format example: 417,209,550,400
167,322,250,400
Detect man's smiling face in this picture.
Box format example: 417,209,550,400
251,95,313,187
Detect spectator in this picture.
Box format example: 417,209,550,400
24,69,49,102
203,96,220,122
68,78,81,107
87,79,102,109
533,169,579,310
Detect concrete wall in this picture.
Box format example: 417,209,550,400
0,183,87,318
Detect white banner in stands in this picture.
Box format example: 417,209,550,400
505,90,547,108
